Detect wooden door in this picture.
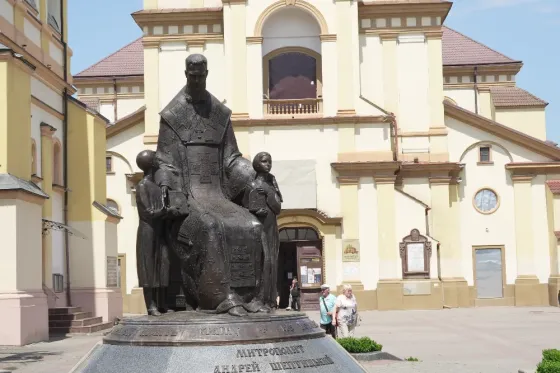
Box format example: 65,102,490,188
296,241,323,310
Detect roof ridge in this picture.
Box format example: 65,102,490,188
442,26,519,64
75,37,143,77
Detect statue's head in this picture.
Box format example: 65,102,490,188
185,54,208,97
136,150,156,173
252,152,272,174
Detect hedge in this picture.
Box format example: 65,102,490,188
337,337,382,353
537,349,560,373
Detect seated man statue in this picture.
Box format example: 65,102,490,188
155,54,268,316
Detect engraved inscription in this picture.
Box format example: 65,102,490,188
113,327,135,337
214,362,261,373
269,355,334,371
139,328,178,337
236,345,304,358
200,326,240,337
278,323,295,334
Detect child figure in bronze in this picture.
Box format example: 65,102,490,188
246,152,283,310
135,150,171,316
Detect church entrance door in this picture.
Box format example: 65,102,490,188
277,227,323,311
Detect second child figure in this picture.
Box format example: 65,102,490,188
135,150,171,316
246,152,283,310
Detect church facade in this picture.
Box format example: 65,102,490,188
0,0,122,345
75,0,560,313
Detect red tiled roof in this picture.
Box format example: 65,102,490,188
75,38,144,78
490,86,548,108
547,180,560,195
79,97,100,112
442,27,519,66
75,27,520,79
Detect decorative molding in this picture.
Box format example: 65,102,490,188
428,176,453,185
142,34,223,47
246,36,263,44
337,176,359,185
132,8,223,25
373,175,398,184
336,109,357,116
506,163,560,176
278,209,342,226
399,229,432,279
233,115,387,128
397,128,447,137
106,106,146,139
40,122,57,137
31,96,64,120
320,34,336,42
358,1,452,20
332,161,400,178
254,0,329,37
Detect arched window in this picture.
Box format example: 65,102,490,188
107,199,120,215
31,139,37,176
279,227,319,242
263,47,323,115
53,140,62,185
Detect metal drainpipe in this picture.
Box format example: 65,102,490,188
61,0,71,307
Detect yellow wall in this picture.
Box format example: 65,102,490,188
0,60,32,179
67,101,108,222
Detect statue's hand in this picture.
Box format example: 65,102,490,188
256,208,268,217
256,187,266,195
161,185,169,205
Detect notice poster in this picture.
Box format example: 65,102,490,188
313,268,322,284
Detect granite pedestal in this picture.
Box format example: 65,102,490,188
71,311,367,372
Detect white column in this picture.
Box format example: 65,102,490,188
321,38,338,118
246,38,263,119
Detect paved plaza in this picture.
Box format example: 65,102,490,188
0,307,557,373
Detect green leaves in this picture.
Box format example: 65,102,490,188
336,337,382,353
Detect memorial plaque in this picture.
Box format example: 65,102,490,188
406,243,425,273
399,229,432,279
106,256,118,288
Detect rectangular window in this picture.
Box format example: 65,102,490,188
106,156,113,173
53,273,64,293
479,146,491,163
47,0,61,33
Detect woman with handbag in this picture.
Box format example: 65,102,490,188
333,284,358,338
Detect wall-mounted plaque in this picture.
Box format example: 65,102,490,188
107,256,118,288
399,229,432,279
342,240,360,262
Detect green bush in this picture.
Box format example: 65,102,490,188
536,361,560,373
337,337,382,353
543,350,560,363
405,357,419,362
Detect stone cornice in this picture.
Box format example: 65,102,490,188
505,162,560,176
331,161,400,178
358,0,452,21
232,115,388,128
132,7,223,26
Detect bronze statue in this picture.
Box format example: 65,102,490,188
135,150,171,316
245,152,282,310
153,54,272,316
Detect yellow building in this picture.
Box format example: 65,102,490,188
0,0,122,346
75,0,560,314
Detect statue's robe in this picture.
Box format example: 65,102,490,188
155,87,263,312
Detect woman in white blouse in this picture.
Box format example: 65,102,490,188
333,284,358,338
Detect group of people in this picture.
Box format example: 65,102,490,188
318,283,359,338
286,280,359,338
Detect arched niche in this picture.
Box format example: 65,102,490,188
254,0,329,38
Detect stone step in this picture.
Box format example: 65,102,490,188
49,316,103,328
49,322,114,335
49,311,92,321
48,306,82,315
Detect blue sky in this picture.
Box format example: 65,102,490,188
68,0,560,142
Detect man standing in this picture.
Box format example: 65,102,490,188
290,278,300,311
319,284,337,337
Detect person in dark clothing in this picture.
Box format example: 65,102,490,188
290,278,301,311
